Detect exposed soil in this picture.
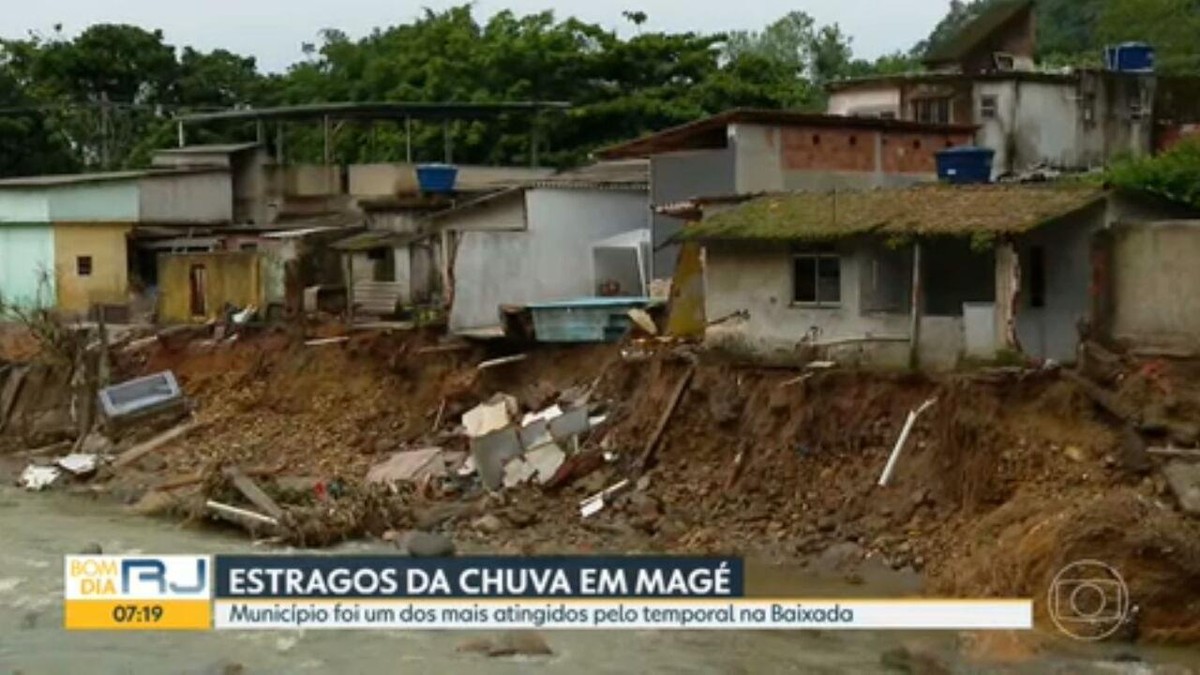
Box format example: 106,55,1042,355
6,325,1200,644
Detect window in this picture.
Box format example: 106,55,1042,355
367,248,387,261
793,252,841,306
993,52,1015,71
912,97,951,124
980,94,998,120
1029,246,1046,308
811,134,821,146
848,135,858,147
76,256,92,277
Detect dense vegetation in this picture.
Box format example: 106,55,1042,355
0,0,1194,174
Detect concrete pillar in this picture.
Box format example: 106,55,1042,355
995,241,1021,352
909,240,923,369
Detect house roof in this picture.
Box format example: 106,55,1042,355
595,109,977,160
176,101,571,125
678,183,1107,242
827,68,1076,93
0,167,224,189
533,159,649,188
923,0,1034,66
425,161,648,224
153,142,263,156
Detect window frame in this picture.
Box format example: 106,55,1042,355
791,251,842,308
912,97,951,125
979,94,999,120
76,255,93,277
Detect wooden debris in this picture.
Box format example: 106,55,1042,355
478,354,528,370
206,500,279,530
1148,447,1200,460
1061,369,1135,423
778,373,814,388
222,466,285,519
417,343,472,355
636,364,696,473
112,421,199,469
304,336,349,347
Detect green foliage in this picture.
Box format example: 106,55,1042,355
918,0,1200,72
1107,137,1200,208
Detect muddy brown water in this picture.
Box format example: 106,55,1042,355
0,485,1196,675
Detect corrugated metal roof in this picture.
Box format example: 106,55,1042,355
679,183,1107,242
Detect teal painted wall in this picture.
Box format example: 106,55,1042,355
0,191,50,223
0,224,55,308
48,183,139,222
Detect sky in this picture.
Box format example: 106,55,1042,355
1,0,952,73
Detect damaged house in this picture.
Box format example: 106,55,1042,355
430,161,650,336
672,182,1196,369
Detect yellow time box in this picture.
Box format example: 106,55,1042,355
65,599,212,630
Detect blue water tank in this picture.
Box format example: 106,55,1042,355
415,163,459,193
1105,43,1155,73
935,146,995,184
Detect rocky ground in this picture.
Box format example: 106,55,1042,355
3,323,1200,645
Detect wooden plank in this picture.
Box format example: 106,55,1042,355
112,421,198,469
637,365,696,473
222,466,285,519
1148,447,1200,459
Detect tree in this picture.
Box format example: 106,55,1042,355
0,67,77,177
1098,0,1200,73
1107,137,1200,208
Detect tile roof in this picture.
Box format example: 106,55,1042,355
678,183,1107,242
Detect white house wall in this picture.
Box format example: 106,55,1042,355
827,88,902,117
449,188,649,332
703,243,963,370
445,193,527,232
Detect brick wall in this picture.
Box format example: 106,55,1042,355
779,125,974,174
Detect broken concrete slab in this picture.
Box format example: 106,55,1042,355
518,418,553,450
525,443,566,485
20,465,62,491
547,406,590,441
463,394,518,438
503,457,538,489
1163,461,1200,516
471,426,523,490
56,454,99,476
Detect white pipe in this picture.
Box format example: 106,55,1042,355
878,398,937,487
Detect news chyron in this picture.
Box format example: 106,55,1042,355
64,554,1032,631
